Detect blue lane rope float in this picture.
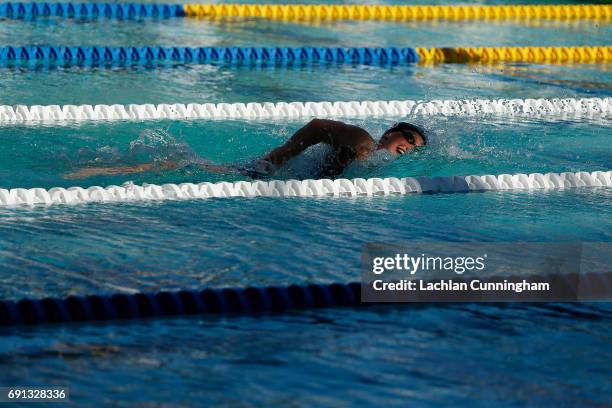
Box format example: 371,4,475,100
0,282,362,326
2,271,610,326
0,2,185,19
0,46,420,67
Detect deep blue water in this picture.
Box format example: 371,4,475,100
0,1,610,406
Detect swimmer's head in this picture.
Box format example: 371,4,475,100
377,122,427,156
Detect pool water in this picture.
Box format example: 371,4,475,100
0,0,611,406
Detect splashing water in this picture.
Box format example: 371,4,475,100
127,128,208,169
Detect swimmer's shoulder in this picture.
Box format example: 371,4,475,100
310,118,370,134
348,125,375,156
312,119,374,142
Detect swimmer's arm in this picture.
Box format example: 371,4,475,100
63,164,154,179
63,162,179,180
263,119,372,166
262,119,325,166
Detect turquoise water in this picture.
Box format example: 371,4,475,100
3,16,610,48
0,1,611,405
1,117,611,189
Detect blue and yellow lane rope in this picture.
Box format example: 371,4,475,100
0,45,609,67
0,3,610,21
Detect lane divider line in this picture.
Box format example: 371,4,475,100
1,282,363,326
1,171,610,207
0,46,609,68
1,97,609,125
416,46,611,64
2,270,611,326
0,3,609,21
183,4,612,22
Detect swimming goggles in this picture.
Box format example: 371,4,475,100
384,122,428,148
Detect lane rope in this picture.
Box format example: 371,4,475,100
0,46,609,68
0,45,418,66
0,3,609,21
2,97,609,125
183,4,612,21
2,270,611,326
0,2,185,18
1,171,610,208
416,46,611,64
0,281,363,326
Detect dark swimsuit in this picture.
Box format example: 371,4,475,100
233,145,357,180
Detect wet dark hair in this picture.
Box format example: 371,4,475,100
383,122,427,146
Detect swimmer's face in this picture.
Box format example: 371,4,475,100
377,130,425,156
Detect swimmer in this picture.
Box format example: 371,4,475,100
63,120,427,179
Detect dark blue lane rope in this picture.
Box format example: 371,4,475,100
0,46,420,67
0,282,362,326
2,272,610,326
0,2,184,19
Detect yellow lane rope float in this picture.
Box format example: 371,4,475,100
417,46,611,64
183,4,612,21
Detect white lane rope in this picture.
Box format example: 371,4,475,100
0,97,610,124
1,171,609,207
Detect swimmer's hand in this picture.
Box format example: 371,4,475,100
251,159,276,175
